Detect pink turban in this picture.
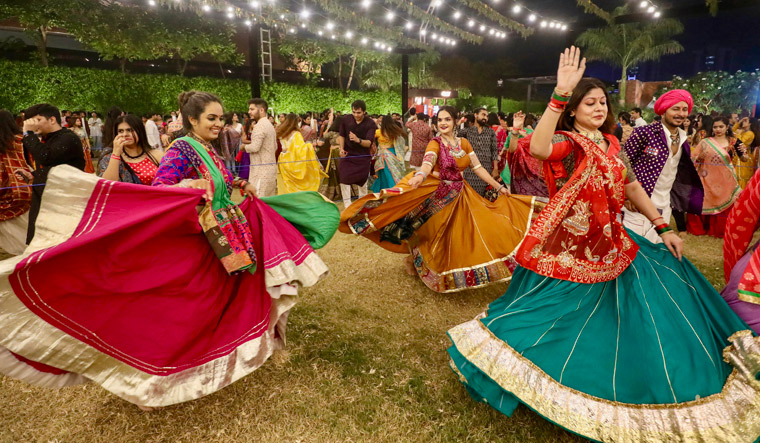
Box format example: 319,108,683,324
654,89,693,115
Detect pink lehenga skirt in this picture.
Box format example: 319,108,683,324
0,165,337,407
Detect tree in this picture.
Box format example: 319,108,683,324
278,37,350,83
69,3,241,74
0,0,89,67
576,6,684,104
666,70,760,114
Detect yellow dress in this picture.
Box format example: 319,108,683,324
732,124,756,189
340,137,542,293
277,131,324,194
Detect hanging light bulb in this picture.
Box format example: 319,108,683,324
540,20,547,28
467,20,475,27
386,11,394,21
361,37,368,44
245,19,252,26
202,4,211,12
227,11,234,18
148,0,156,5
647,6,655,13
432,33,438,39
346,31,354,39
654,11,661,18
362,0,371,8
420,29,427,36
512,5,521,14
453,11,461,19
639,1,648,8
300,9,310,18
528,13,536,22
249,1,259,8
405,21,414,30
326,21,335,30
479,24,486,31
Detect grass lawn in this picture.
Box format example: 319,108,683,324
0,231,731,442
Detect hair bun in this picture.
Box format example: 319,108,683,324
178,91,198,109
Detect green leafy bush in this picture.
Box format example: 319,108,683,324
0,59,540,115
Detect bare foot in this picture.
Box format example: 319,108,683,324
137,405,155,412
404,256,417,276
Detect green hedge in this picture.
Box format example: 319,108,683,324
0,59,538,115
0,60,399,115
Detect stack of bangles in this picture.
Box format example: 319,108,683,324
238,180,249,195
651,217,673,236
414,170,428,180
548,88,572,113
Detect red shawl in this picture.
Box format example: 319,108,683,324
516,131,638,283
724,171,760,304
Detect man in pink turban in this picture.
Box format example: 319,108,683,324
622,89,703,243
654,89,694,116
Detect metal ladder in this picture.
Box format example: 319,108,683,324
419,0,439,43
260,27,272,82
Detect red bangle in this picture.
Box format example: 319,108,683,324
110,154,121,161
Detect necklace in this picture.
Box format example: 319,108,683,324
575,128,605,146
442,136,465,158
122,147,145,159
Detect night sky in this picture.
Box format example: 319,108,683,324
449,0,760,83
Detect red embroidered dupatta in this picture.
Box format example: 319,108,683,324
724,171,760,304
516,131,638,283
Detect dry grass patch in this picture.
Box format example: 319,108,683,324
0,231,730,442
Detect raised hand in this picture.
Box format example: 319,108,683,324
512,111,525,131
556,46,586,94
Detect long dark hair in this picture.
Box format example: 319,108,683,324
380,115,405,141
0,110,21,154
112,114,158,165
750,118,760,151
558,78,616,135
102,106,123,149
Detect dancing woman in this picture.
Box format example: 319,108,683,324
0,91,339,409
276,113,325,194
340,105,539,293
99,114,164,184
370,115,406,193
722,170,760,333
691,116,749,237
447,47,760,441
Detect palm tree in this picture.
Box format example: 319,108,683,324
576,6,684,104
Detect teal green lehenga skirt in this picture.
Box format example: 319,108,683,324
447,230,760,442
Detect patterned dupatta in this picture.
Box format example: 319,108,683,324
724,171,760,304
516,131,638,284
177,136,257,275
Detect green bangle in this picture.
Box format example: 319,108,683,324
656,226,673,236
551,91,571,103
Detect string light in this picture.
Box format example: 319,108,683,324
346,31,353,39
202,3,210,12
540,20,547,28
512,5,521,14
405,21,414,30
386,11,394,21
300,9,310,18
467,19,475,27
361,37,368,44
326,21,335,30
361,0,371,8
453,11,461,19
244,19,252,26
249,1,258,8
528,13,536,22
148,0,156,6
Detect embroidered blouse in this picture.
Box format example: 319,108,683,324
152,136,234,193
422,138,476,173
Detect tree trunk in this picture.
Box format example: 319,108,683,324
119,58,127,73
346,53,357,91
337,55,344,92
619,65,627,106
37,26,48,67
177,59,188,76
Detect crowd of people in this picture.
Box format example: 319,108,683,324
0,45,759,441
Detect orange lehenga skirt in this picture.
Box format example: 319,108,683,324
340,172,542,293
